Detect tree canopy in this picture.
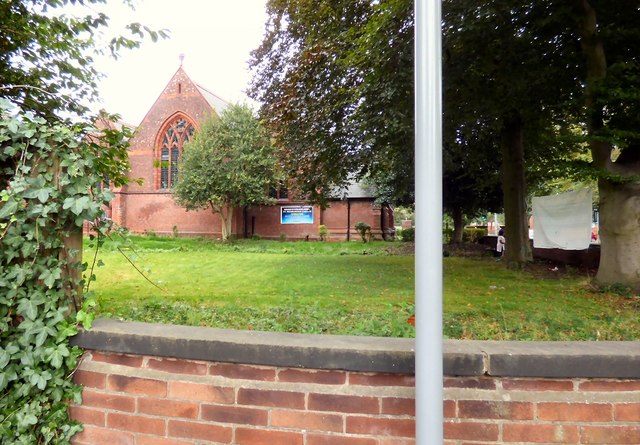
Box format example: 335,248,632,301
250,0,502,216
173,104,278,241
251,0,640,286
0,0,166,119
250,0,412,206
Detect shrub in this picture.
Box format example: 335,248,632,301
279,232,287,242
443,226,453,244
463,227,487,243
400,227,415,242
318,224,329,241
354,221,372,243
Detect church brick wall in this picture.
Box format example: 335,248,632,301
112,67,388,240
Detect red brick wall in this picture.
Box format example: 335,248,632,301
117,192,223,237
71,351,640,445
71,351,415,445
321,200,385,241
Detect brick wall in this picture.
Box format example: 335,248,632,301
71,352,415,445
70,320,640,444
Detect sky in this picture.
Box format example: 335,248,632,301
90,0,269,125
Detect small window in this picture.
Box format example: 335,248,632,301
161,148,169,189
269,181,289,200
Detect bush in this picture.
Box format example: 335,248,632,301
399,227,415,242
318,224,329,241
354,221,372,243
463,227,487,243
443,227,453,244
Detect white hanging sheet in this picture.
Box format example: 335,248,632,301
532,190,592,250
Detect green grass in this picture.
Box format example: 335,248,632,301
86,236,640,340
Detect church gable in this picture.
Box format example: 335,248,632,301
127,67,228,193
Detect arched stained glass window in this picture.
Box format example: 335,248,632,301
157,116,195,189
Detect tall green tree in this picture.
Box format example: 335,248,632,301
442,0,582,266
173,104,278,241
250,0,502,224
443,121,503,243
250,0,372,206
571,0,640,289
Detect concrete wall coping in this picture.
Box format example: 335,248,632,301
72,318,640,378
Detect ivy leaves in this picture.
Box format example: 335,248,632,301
0,101,122,443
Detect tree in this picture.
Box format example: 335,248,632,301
252,0,640,284
0,0,165,119
250,0,578,261
571,0,640,289
443,121,503,244
442,0,583,266
173,104,278,241
249,0,402,203
250,0,502,226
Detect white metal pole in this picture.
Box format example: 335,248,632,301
414,0,443,444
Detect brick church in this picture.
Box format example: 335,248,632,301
107,66,393,240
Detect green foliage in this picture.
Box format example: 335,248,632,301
354,221,372,243
250,0,417,205
173,104,277,240
0,2,163,440
0,0,168,119
442,226,453,244
0,102,129,443
398,227,414,242
318,224,329,241
109,298,416,337
596,282,634,299
393,206,414,226
462,228,487,243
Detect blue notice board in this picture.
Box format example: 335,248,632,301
281,206,314,224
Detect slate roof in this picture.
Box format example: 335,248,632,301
195,83,230,116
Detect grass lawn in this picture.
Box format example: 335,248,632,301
87,235,640,340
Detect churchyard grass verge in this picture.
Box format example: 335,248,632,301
89,236,640,340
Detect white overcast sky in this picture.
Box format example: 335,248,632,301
90,0,268,125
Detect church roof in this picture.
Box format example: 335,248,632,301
195,83,229,116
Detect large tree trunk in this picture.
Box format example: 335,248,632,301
572,0,640,288
596,180,640,289
451,207,464,244
500,112,532,268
